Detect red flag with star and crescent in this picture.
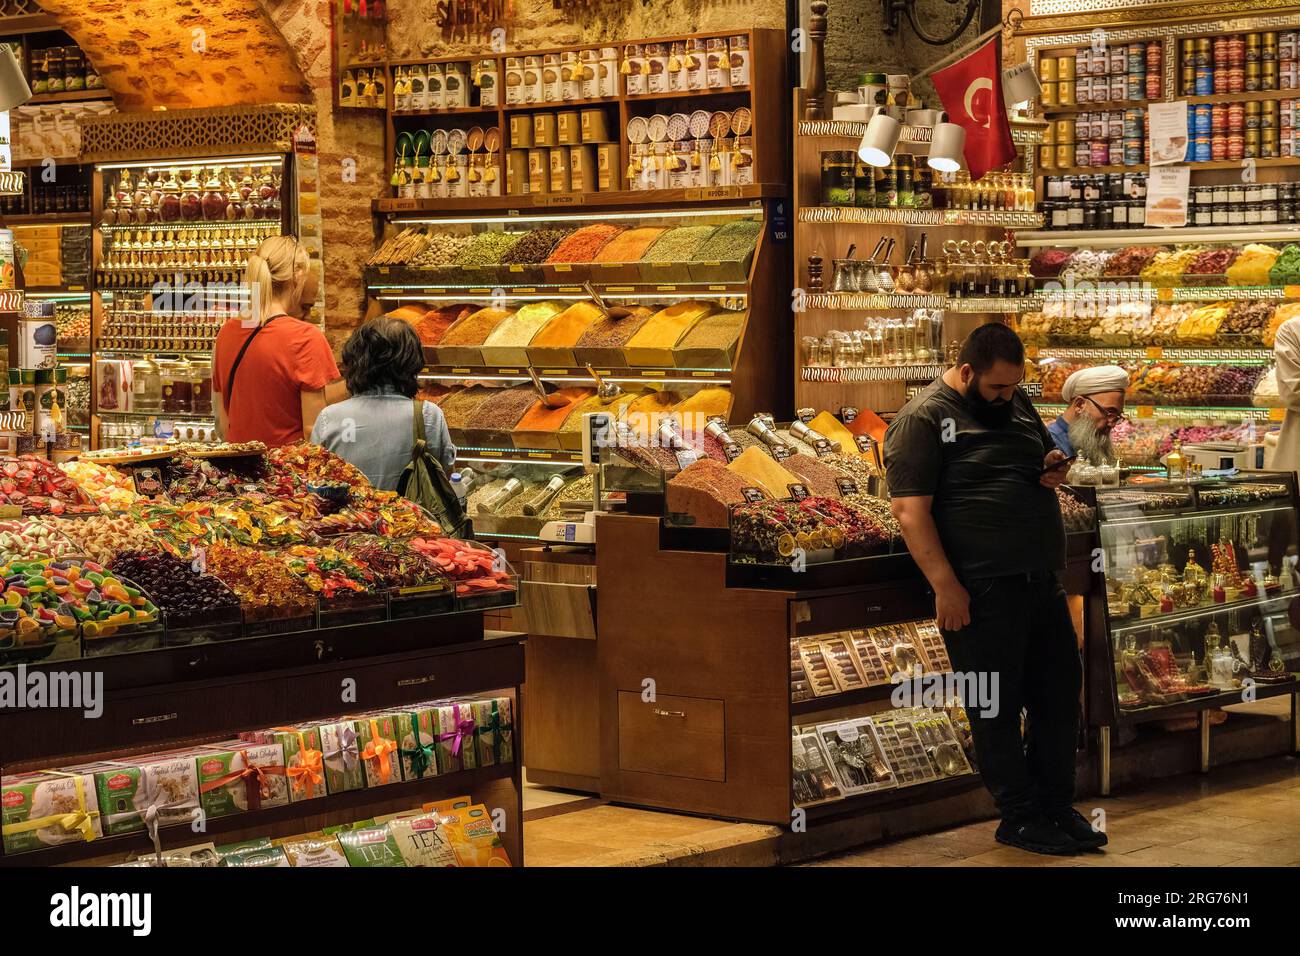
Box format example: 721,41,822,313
930,37,1016,180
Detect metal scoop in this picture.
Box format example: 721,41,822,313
586,364,624,400
528,367,567,408
584,280,633,320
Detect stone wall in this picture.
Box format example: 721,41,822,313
260,0,386,352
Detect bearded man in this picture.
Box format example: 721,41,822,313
1046,365,1129,464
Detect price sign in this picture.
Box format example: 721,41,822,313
836,477,859,496
741,487,766,503
855,434,874,453
813,439,833,457
840,406,859,424
786,483,810,501
722,442,742,462
771,444,793,461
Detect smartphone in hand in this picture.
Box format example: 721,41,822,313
1040,454,1078,476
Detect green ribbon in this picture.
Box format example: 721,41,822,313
477,699,512,762
400,711,436,779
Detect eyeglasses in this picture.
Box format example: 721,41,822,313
1083,395,1126,424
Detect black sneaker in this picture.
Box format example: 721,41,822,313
994,816,1078,856
1048,807,1108,850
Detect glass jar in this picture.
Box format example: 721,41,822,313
173,357,195,414
201,169,228,221
180,171,203,222
133,355,162,413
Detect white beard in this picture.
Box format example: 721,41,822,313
1069,415,1115,464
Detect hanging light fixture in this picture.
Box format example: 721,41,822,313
927,113,966,172
858,107,901,168
1002,62,1041,109
0,45,31,111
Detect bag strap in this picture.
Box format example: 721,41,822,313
411,399,428,457
222,314,283,411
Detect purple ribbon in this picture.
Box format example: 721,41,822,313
438,703,477,757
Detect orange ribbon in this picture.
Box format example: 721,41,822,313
284,730,324,800
361,719,398,784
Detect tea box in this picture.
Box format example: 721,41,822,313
355,713,403,788
337,824,407,867
433,700,481,773
394,707,441,781
387,812,459,867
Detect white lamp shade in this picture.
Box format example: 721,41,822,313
858,111,901,168
0,45,30,112
927,121,966,172
1002,63,1041,108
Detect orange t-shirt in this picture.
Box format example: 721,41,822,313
212,315,340,448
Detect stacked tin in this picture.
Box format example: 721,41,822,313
1180,31,1279,95
1039,41,1159,108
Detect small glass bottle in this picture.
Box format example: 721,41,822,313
132,355,162,413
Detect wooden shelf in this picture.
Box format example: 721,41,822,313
1016,224,1300,246
392,105,500,117
3,213,92,225
799,206,1043,228
1184,88,1294,107
374,183,782,215
27,89,113,104
1042,157,1300,177
0,763,516,867
1038,99,1155,115
623,85,750,102
501,96,620,110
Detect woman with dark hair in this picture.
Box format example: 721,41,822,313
310,317,456,490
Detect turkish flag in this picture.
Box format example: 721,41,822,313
930,37,1016,180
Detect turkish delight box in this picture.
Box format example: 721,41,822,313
194,741,289,819
337,824,407,867
318,719,366,795
468,696,514,768
1,765,106,853
354,713,404,788
394,707,441,782
97,749,202,836
267,725,325,803
433,701,480,774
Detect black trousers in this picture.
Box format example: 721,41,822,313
940,573,1082,822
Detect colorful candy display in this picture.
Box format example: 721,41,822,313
0,557,158,646
0,457,96,515
58,460,142,510
409,538,515,595
108,550,242,628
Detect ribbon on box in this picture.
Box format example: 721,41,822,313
361,718,398,784
1,773,99,844
198,750,286,812
284,730,325,800
478,699,513,763
323,723,360,774
438,702,477,758
400,711,437,780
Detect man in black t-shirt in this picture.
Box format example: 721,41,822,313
884,323,1104,856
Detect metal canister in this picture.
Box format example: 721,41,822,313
1240,130,1256,158
1194,37,1212,67
1192,104,1212,135
1040,56,1059,81
1075,48,1090,77
1055,118,1075,143
1109,44,1126,75
1146,71,1162,99
1057,79,1075,105
1180,38,1194,67
1212,133,1228,161
1229,101,1245,133
1076,76,1093,102
1040,145,1057,169
1123,108,1144,138
1073,142,1090,167
1283,32,1298,61
1108,138,1124,165
1110,74,1126,100
1228,35,1245,65
1090,140,1109,166
1228,66,1244,93
1180,64,1196,95
1108,110,1124,138
1040,82,1057,106
1125,70,1145,101
1247,32,1262,62
1124,138,1143,166
1265,32,1279,61
1282,60,1298,89
1214,35,1230,66
1263,99,1279,128
1263,60,1278,90
1263,128,1280,157
1246,100,1262,129
1089,48,1107,76
1059,143,1077,168
1127,42,1145,73
1195,65,1214,95
1214,68,1229,94
1246,61,1262,91
1057,54,1075,79
1211,102,1227,132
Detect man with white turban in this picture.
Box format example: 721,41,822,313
1046,365,1129,463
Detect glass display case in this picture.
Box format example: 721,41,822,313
1094,473,1300,719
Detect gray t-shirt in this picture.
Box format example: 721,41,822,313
310,392,456,491
883,377,1065,580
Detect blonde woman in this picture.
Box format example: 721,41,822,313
212,236,340,447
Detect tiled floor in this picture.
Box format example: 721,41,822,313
521,757,1300,866
805,756,1300,867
